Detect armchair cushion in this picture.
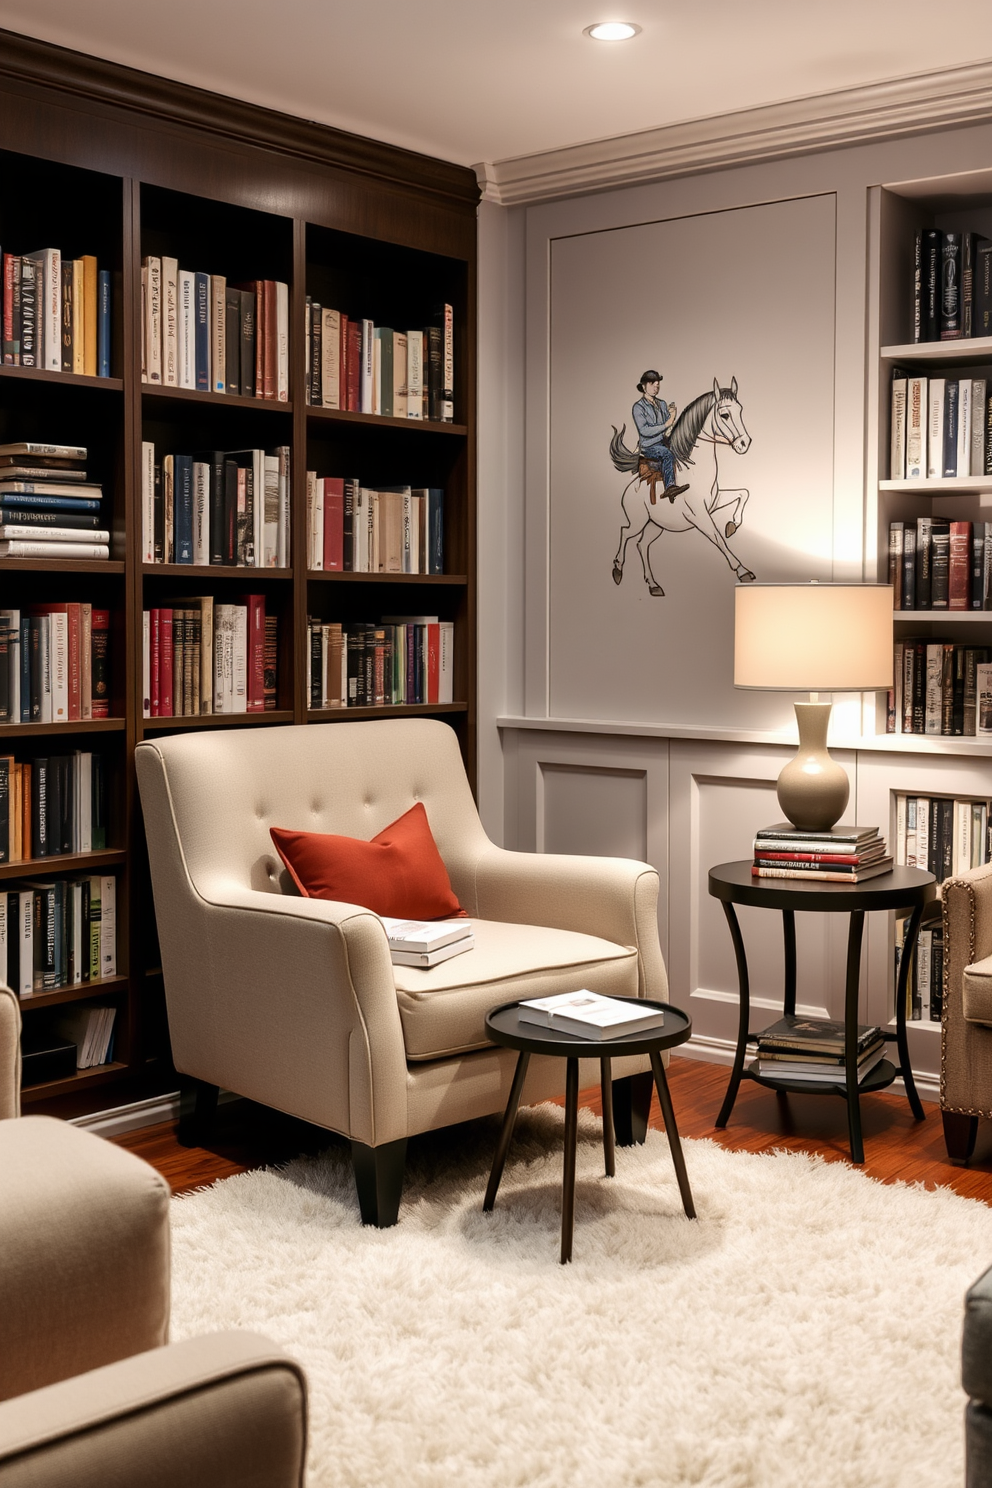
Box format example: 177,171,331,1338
394,919,640,1059
964,956,992,1028
270,801,464,919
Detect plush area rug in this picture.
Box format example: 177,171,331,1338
170,1105,992,1488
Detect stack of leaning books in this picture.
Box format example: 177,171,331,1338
751,823,893,882
756,1015,886,1084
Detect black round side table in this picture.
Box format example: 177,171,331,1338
707,861,937,1165
483,998,695,1263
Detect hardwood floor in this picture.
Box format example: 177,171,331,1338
115,1054,992,1205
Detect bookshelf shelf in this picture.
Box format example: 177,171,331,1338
895,611,992,622
0,32,477,1119
880,478,992,493
882,337,992,364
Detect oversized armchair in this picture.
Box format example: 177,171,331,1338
0,982,308,1488
135,717,667,1225
940,863,992,1162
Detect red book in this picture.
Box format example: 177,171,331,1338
426,621,440,704
323,478,344,571
158,607,173,718
3,254,17,365
263,281,277,400
949,521,972,610
754,851,867,866
239,593,266,712
346,321,361,410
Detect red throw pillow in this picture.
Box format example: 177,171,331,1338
270,802,465,920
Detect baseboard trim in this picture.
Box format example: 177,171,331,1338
71,1088,241,1138
672,1034,940,1107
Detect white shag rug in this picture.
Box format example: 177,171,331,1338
170,1104,992,1488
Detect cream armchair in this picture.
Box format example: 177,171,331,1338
0,983,308,1488
135,718,667,1226
941,863,992,1163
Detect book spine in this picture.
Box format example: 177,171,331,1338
940,231,962,339
957,378,972,477
276,281,289,401
97,268,111,378
901,525,916,611
949,521,972,609
2,253,18,364
944,379,960,476
263,281,277,399
90,610,110,719
916,516,932,610
144,255,161,382
19,257,37,367
60,266,73,373
210,274,226,393
890,375,906,479
174,454,194,563
906,376,926,477
309,302,322,406
225,284,241,396
162,256,179,386
243,594,265,712
241,289,256,398
923,229,942,341
438,302,454,420
927,378,944,478
194,271,210,391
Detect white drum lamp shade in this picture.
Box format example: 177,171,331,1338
734,584,894,831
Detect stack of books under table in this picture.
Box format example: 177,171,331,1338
751,823,893,883
755,1015,887,1085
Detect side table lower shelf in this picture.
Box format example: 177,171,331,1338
741,1056,897,1098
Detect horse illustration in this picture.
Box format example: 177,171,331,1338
610,377,756,596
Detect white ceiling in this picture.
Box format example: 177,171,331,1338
1,0,991,171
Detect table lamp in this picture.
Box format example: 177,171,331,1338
734,583,894,831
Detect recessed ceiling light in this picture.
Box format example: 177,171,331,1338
584,21,641,41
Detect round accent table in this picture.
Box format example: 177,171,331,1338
707,861,937,1165
483,998,695,1263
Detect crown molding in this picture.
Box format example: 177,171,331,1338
477,58,992,207
0,27,480,208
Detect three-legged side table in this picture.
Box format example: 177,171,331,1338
707,862,937,1165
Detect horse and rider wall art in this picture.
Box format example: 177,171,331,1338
610,368,757,596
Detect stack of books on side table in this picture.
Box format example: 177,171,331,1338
380,917,474,968
756,1015,886,1084
519,990,665,1040
751,824,893,883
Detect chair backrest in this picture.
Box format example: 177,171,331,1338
0,983,20,1120
135,718,491,910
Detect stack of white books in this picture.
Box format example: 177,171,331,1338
380,917,474,968
519,990,665,1041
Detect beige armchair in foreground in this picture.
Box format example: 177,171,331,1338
0,982,308,1488
135,718,668,1226
941,863,992,1164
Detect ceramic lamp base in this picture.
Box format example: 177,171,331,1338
776,701,850,832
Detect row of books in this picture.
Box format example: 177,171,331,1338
888,518,992,610
754,1016,886,1084
886,641,992,737
141,259,289,399
890,371,992,480
48,1004,117,1070
0,443,109,560
307,617,453,709
141,598,277,717
896,918,945,1023
911,229,992,343
0,605,111,724
306,475,443,574
305,301,454,422
1,873,116,997
141,444,291,568
2,249,111,376
751,823,892,883
893,793,992,883
0,751,108,864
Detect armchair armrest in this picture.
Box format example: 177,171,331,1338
0,1332,307,1488
0,983,19,1121
941,864,992,1115
473,848,667,999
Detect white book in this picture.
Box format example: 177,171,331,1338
890,374,906,480
916,928,933,1021
978,664,992,737
392,331,407,419
927,378,944,479
193,460,210,564
142,610,150,717
972,380,988,478
37,615,52,722
354,486,369,572
277,446,290,568
0,525,110,544
954,799,973,876
0,542,109,559
276,280,289,401
915,796,930,869
178,269,196,388
757,1048,885,1083
264,453,279,567
321,307,340,409
100,875,116,979
895,793,907,867
360,318,374,412
49,611,68,723
379,917,473,953
232,605,247,713
253,447,265,568
519,989,665,1040
312,473,324,570
162,256,179,386
213,605,231,713
144,255,162,383
77,750,92,853
438,620,454,704
306,469,318,569
24,249,61,370
406,329,424,419
439,302,454,421
401,489,413,573
16,887,33,997
142,440,156,562
390,936,475,968
957,378,972,477
210,274,226,392
906,375,926,478
372,333,381,415
0,609,19,722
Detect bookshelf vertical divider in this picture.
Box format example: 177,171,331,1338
0,31,479,1117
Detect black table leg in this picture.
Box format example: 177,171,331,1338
843,911,866,1165
782,910,797,1018
483,1049,531,1212
894,902,926,1122
561,1057,579,1264
650,1048,696,1219
600,1057,616,1177
716,900,750,1129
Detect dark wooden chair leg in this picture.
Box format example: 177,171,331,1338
943,1111,980,1167
177,1079,219,1147
351,1138,408,1227
612,1070,654,1146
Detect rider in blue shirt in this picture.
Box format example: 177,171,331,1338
632,370,688,501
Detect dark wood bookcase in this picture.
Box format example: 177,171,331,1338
0,29,478,1116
